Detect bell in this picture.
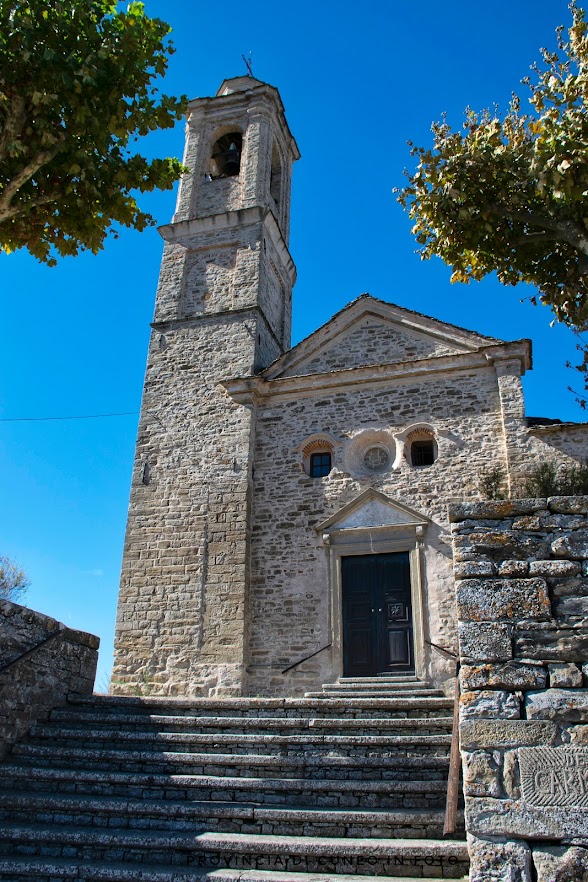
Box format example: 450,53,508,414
223,142,240,176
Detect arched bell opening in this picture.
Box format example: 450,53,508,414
209,132,243,178
270,144,282,208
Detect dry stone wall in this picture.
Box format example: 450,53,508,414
0,600,99,758
450,499,588,882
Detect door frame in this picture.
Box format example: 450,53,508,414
322,525,427,680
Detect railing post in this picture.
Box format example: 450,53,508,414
444,663,461,837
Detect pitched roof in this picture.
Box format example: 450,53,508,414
262,293,505,381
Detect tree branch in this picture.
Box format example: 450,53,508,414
0,191,62,225
0,141,63,221
491,204,588,257
0,94,27,163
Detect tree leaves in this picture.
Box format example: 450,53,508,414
0,0,188,265
396,3,588,331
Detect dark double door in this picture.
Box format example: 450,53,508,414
342,552,414,676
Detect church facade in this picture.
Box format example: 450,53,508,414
112,76,588,698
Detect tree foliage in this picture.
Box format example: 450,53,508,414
0,0,187,265
0,555,30,602
397,3,588,329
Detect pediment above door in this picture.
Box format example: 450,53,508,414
316,489,429,537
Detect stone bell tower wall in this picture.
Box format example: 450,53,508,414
112,78,298,697
451,498,588,881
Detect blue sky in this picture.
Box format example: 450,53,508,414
1,0,582,688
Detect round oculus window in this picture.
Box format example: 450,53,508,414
363,445,390,472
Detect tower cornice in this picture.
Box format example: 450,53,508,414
158,206,297,285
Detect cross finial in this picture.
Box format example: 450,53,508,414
242,52,254,77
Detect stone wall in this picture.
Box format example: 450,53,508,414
450,498,588,882
0,600,99,758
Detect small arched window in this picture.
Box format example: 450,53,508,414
406,429,437,468
209,132,242,178
411,439,436,467
301,435,335,478
310,451,332,478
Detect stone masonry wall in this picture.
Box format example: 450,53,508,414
248,366,508,696
0,600,99,759
112,317,257,697
294,320,463,376
450,498,588,882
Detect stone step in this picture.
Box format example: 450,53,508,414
49,698,453,723
304,691,444,699
0,856,470,882
336,677,422,684
0,764,449,809
22,728,454,758
322,684,443,694
0,790,462,838
0,826,470,877
10,744,451,780
32,713,455,737
43,711,454,736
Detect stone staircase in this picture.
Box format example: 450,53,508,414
0,676,468,881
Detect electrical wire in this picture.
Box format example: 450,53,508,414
0,412,139,423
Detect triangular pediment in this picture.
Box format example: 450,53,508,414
265,294,501,380
317,489,429,533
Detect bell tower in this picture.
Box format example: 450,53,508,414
112,77,299,697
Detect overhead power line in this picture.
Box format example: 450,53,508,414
0,411,139,423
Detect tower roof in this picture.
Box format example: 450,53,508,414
216,75,268,96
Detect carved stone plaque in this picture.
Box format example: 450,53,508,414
519,747,588,808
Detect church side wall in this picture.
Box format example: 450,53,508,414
247,365,510,696
526,423,588,470
450,498,588,882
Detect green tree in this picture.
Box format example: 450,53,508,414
0,0,187,265
397,3,588,330
0,555,30,602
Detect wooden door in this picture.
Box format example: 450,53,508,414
342,552,414,676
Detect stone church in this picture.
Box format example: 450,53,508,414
112,75,588,699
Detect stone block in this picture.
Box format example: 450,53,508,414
552,529,588,560
554,595,588,617
448,500,546,522
468,835,532,882
463,750,502,797
459,622,513,662
551,576,588,598
460,690,521,720
460,662,547,692
514,624,588,662
498,560,530,577
548,663,583,688
548,496,588,514
533,846,588,882
456,578,551,623
525,689,588,722
454,560,496,578
467,531,551,562
513,514,548,531
519,746,588,811
569,726,588,744
467,796,588,840
529,560,581,578
503,749,520,797
461,720,557,751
